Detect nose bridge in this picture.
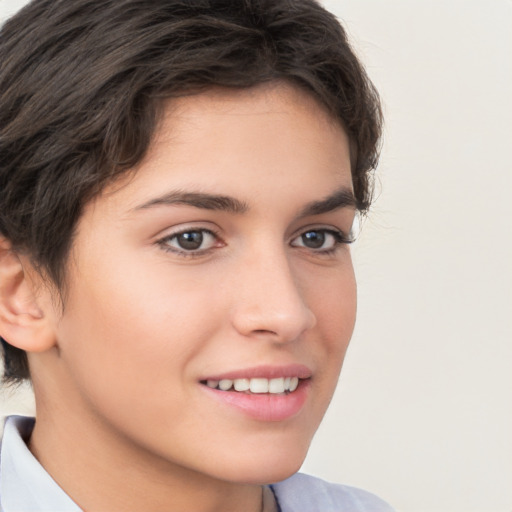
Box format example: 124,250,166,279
230,241,316,341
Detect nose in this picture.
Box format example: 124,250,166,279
229,249,316,343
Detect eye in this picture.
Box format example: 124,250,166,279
158,229,220,254
290,229,348,252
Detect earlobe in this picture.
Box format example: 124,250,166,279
0,237,57,352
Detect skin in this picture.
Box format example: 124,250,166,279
14,83,357,511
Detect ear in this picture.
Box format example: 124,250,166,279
0,237,57,352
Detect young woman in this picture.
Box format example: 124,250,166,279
0,1,392,510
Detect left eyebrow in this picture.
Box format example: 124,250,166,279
298,187,357,217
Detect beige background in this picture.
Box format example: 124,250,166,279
1,1,511,511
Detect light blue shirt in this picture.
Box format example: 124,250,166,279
0,416,394,512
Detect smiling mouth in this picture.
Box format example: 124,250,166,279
200,377,302,394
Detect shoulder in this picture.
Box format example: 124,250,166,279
271,473,395,512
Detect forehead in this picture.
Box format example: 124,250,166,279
156,83,346,153
92,82,352,216
160,82,342,134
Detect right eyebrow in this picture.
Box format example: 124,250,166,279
131,190,249,214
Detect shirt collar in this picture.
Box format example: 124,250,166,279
0,415,81,512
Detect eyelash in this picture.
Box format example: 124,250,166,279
291,228,354,255
157,228,223,258
156,227,353,258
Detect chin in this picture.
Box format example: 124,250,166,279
212,442,309,485
224,462,304,486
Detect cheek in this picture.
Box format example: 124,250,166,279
56,256,219,406
305,262,356,399
305,260,357,347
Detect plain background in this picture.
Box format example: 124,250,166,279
0,1,511,511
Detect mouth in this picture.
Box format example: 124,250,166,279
199,365,312,421
200,376,301,394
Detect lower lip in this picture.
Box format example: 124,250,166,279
201,380,310,422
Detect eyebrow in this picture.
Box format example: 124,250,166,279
298,187,357,217
133,191,249,214
132,187,356,216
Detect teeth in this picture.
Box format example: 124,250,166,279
268,377,285,394
205,376,301,393
218,379,233,391
233,378,250,391
250,378,269,393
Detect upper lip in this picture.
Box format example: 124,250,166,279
201,364,312,382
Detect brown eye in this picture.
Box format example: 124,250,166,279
301,231,326,249
161,229,218,253
176,231,204,250
291,229,344,251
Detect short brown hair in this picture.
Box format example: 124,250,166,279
0,0,382,382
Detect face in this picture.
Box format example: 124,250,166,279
38,83,357,485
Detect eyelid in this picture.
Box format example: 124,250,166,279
293,210,360,240
152,220,222,243
156,225,224,257
291,228,348,249
291,222,355,244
